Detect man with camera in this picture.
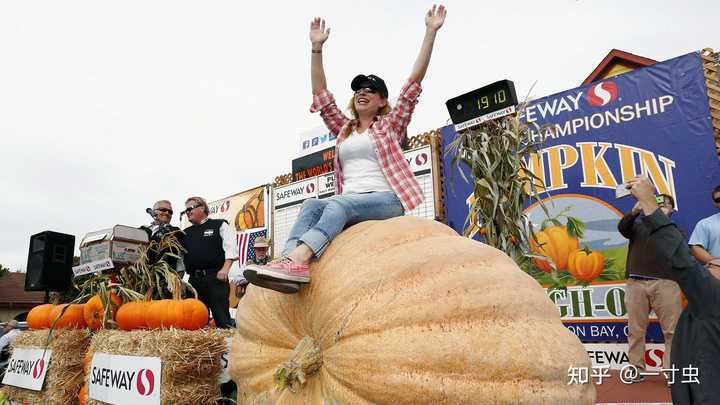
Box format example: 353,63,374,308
626,177,720,404
618,194,681,382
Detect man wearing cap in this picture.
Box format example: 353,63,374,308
141,200,185,275
0,320,20,353
247,237,271,266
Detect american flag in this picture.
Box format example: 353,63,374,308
237,229,267,266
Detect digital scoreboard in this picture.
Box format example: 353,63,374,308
446,80,518,131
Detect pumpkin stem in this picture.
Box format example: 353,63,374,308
274,336,323,392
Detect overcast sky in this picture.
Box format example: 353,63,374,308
1,0,717,270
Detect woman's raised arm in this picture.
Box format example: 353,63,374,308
310,17,330,94
409,5,447,84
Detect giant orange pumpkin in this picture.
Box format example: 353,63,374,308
115,301,150,331
83,294,123,330
229,216,595,404
27,304,55,329
568,248,605,282
530,226,579,272
50,304,86,329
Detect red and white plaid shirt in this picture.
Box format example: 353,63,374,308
310,78,425,212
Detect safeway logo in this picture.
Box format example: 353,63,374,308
32,358,44,379
305,183,316,194
136,368,155,396
587,81,618,107
645,348,665,368
219,200,230,213
414,152,428,167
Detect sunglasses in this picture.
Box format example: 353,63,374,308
714,197,720,204
355,87,378,96
185,204,202,214
155,208,173,215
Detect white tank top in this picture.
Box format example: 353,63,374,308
338,130,393,194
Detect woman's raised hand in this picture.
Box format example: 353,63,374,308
425,4,447,32
309,17,330,46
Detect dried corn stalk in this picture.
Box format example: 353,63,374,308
447,102,548,266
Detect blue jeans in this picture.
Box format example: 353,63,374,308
283,191,404,258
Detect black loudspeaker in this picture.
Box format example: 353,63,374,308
25,231,75,291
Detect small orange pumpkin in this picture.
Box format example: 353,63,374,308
178,298,209,330
568,247,605,282
27,304,55,329
530,226,579,272
83,294,123,330
83,352,92,375
50,304,86,329
115,301,149,331
79,384,88,405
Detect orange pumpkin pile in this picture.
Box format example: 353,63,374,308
530,225,579,272
27,297,209,331
116,298,209,331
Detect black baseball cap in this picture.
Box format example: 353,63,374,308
351,74,389,98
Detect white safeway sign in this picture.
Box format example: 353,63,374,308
1,348,52,391
89,353,162,405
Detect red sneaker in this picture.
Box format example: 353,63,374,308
246,257,310,283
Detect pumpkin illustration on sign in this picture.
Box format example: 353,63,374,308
568,246,606,282
235,190,265,231
530,209,584,273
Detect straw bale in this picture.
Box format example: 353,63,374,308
3,329,91,405
85,328,232,405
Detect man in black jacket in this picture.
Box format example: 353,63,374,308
627,177,720,404
618,195,681,381
141,200,185,274
182,196,237,329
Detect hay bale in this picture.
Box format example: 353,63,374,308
85,328,231,405
3,329,91,405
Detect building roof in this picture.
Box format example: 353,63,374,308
0,273,46,308
583,49,657,85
